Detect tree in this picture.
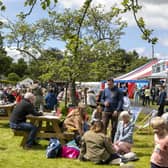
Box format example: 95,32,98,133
22,0,158,46
5,18,46,63
1,0,158,46
9,58,28,78
0,31,13,76
36,2,126,104
7,72,20,82
2,0,158,105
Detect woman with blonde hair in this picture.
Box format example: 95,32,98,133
114,111,134,154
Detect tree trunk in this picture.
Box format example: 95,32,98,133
70,80,77,106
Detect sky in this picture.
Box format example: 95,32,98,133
0,0,168,61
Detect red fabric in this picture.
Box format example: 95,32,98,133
116,60,158,80
100,83,105,89
128,83,135,98
16,95,22,103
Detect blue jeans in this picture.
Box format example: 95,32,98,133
10,122,38,146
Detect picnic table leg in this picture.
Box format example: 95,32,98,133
51,121,66,143
20,132,29,147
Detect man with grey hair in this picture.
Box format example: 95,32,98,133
10,92,43,149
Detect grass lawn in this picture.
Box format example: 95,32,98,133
0,112,154,168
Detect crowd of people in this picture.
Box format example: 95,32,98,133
0,77,168,168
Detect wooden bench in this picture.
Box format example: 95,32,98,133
12,129,75,147
12,129,29,147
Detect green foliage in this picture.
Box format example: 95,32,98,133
0,79,15,84
0,0,6,11
121,0,158,45
7,72,20,82
0,50,13,76
9,58,28,78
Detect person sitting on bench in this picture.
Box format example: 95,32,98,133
10,92,43,149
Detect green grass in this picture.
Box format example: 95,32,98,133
0,112,154,168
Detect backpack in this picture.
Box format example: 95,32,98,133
46,138,62,158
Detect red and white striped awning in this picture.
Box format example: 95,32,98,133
115,59,158,80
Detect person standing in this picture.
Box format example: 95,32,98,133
101,77,123,142
157,85,167,116
87,89,96,109
151,86,156,105
10,92,43,149
133,86,139,106
45,89,57,110
144,86,151,107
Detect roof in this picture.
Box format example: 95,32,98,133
115,59,158,81
148,71,168,79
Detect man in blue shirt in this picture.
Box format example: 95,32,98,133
101,78,123,142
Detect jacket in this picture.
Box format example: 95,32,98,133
114,121,134,144
79,130,114,163
10,98,42,124
101,86,123,112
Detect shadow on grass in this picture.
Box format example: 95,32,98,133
135,151,151,157
134,143,153,148
0,122,9,128
0,147,7,150
135,131,152,135
23,144,47,151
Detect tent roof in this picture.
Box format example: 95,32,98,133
115,59,158,81
148,71,168,79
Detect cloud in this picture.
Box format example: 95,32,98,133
5,47,22,62
5,47,40,62
59,0,168,31
155,52,167,60
121,1,168,30
58,0,85,9
140,2,168,29
59,0,121,10
142,0,168,5
128,47,167,60
129,47,146,55
160,38,168,47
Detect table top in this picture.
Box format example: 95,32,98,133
0,102,16,108
26,113,62,121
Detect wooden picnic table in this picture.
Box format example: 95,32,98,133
0,103,16,120
14,113,75,147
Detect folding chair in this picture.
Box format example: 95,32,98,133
135,109,158,133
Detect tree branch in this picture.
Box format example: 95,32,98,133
74,0,92,56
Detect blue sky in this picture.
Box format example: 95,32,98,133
1,0,168,60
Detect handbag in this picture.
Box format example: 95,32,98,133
61,145,80,159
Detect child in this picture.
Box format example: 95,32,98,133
150,117,168,168
91,105,102,124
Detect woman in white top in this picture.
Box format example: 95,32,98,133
123,91,131,111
